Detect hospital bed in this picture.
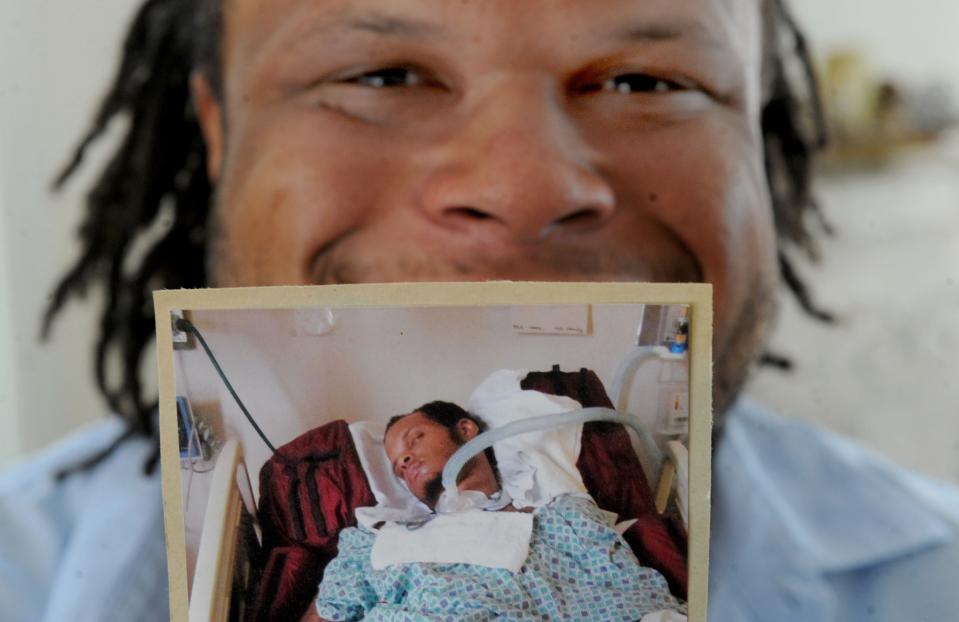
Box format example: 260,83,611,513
186,354,690,622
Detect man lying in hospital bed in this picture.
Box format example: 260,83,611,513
300,371,687,622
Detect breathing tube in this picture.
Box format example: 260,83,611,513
439,406,650,512
609,346,662,412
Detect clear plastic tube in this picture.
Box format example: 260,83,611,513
609,346,662,411
440,406,650,509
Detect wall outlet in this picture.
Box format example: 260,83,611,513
171,309,195,350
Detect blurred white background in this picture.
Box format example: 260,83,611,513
1,1,957,480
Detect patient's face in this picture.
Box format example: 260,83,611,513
200,0,778,414
384,412,464,506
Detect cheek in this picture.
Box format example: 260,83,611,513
210,110,402,285
605,114,777,330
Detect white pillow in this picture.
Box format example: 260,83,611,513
348,369,587,526
467,369,587,508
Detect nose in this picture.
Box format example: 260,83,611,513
417,86,616,243
398,453,413,476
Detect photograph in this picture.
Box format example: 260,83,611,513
155,283,711,622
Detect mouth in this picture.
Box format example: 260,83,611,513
310,245,701,286
404,462,426,487
305,210,706,287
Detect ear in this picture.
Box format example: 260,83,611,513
190,71,225,183
456,418,480,441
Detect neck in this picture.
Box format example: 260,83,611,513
456,454,499,498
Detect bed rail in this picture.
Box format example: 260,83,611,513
190,439,243,622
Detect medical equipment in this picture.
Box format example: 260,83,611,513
175,318,276,453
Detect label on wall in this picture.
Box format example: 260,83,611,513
510,305,590,336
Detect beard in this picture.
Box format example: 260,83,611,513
711,278,778,435
421,474,445,509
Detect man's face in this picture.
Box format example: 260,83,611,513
384,412,466,506
198,0,779,413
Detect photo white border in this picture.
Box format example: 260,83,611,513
155,281,712,622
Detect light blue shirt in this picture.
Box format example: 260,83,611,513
710,400,959,621
0,418,169,622
1,402,957,621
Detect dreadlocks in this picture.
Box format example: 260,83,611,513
42,0,220,449
43,0,834,461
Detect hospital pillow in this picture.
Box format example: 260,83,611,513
468,369,589,507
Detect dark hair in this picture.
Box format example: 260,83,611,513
387,400,485,433
45,0,833,462
387,401,497,471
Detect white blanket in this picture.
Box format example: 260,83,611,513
467,369,587,509
370,509,534,573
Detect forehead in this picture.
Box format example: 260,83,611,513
223,0,762,70
384,412,429,446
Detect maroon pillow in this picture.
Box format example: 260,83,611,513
251,420,375,621
249,546,326,622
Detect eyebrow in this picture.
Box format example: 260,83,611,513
610,18,721,49
341,12,442,38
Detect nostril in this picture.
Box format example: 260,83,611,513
446,206,496,221
555,208,605,229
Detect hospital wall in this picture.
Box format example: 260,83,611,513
173,304,686,492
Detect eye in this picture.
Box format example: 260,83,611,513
343,67,428,89
600,73,687,94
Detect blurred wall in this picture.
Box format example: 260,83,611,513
749,1,959,483
791,0,959,99
0,1,139,467
0,131,21,465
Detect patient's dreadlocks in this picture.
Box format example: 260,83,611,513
43,0,834,470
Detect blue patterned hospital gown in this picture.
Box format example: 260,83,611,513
315,494,686,621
